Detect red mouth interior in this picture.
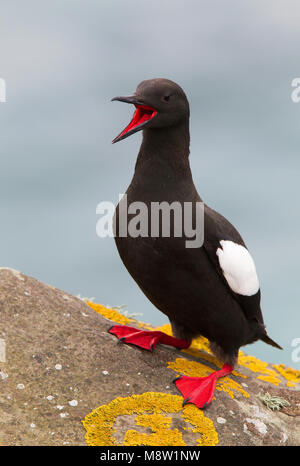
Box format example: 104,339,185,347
117,104,157,140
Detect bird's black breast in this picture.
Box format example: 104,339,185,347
114,197,254,350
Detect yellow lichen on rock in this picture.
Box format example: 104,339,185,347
82,392,218,446
155,323,211,355
168,357,214,378
86,301,299,389
123,413,185,446
237,352,282,386
272,364,300,388
182,404,219,446
87,302,134,326
83,300,300,446
148,322,298,388
167,358,249,400
155,323,245,378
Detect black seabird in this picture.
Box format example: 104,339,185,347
109,78,282,409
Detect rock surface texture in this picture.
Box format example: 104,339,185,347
0,268,299,446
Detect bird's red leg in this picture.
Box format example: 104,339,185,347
108,324,190,352
174,364,233,409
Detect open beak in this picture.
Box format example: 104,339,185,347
111,95,157,143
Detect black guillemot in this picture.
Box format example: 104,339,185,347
109,78,282,409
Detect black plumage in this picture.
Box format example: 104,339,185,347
111,78,281,369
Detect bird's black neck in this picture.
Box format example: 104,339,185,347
134,120,191,178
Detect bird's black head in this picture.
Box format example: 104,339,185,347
111,78,190,143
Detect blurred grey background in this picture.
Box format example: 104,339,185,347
0,0,299,366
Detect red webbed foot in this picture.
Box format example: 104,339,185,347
108,324,190,352
174,364,233,409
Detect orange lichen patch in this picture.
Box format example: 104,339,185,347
87,301,295,388
156,323,244,378
87,302,134,325
188,335,211,354
184,341,246,378
137,321,156,331
168,357,213,378
167,358,249,400
87,301,155,330
272,364,300,388
124,413,185,446
237,352,282,386
82,392,218,446
256,375,281,385
155,323,211,354
154,323,173,334
156,324,216,365
181,404,219,446
286,382,296,388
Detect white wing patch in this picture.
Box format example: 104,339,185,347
216,240,259,296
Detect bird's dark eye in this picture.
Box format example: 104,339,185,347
162,95,171,102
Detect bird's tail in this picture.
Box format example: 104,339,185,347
260,334,283,350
